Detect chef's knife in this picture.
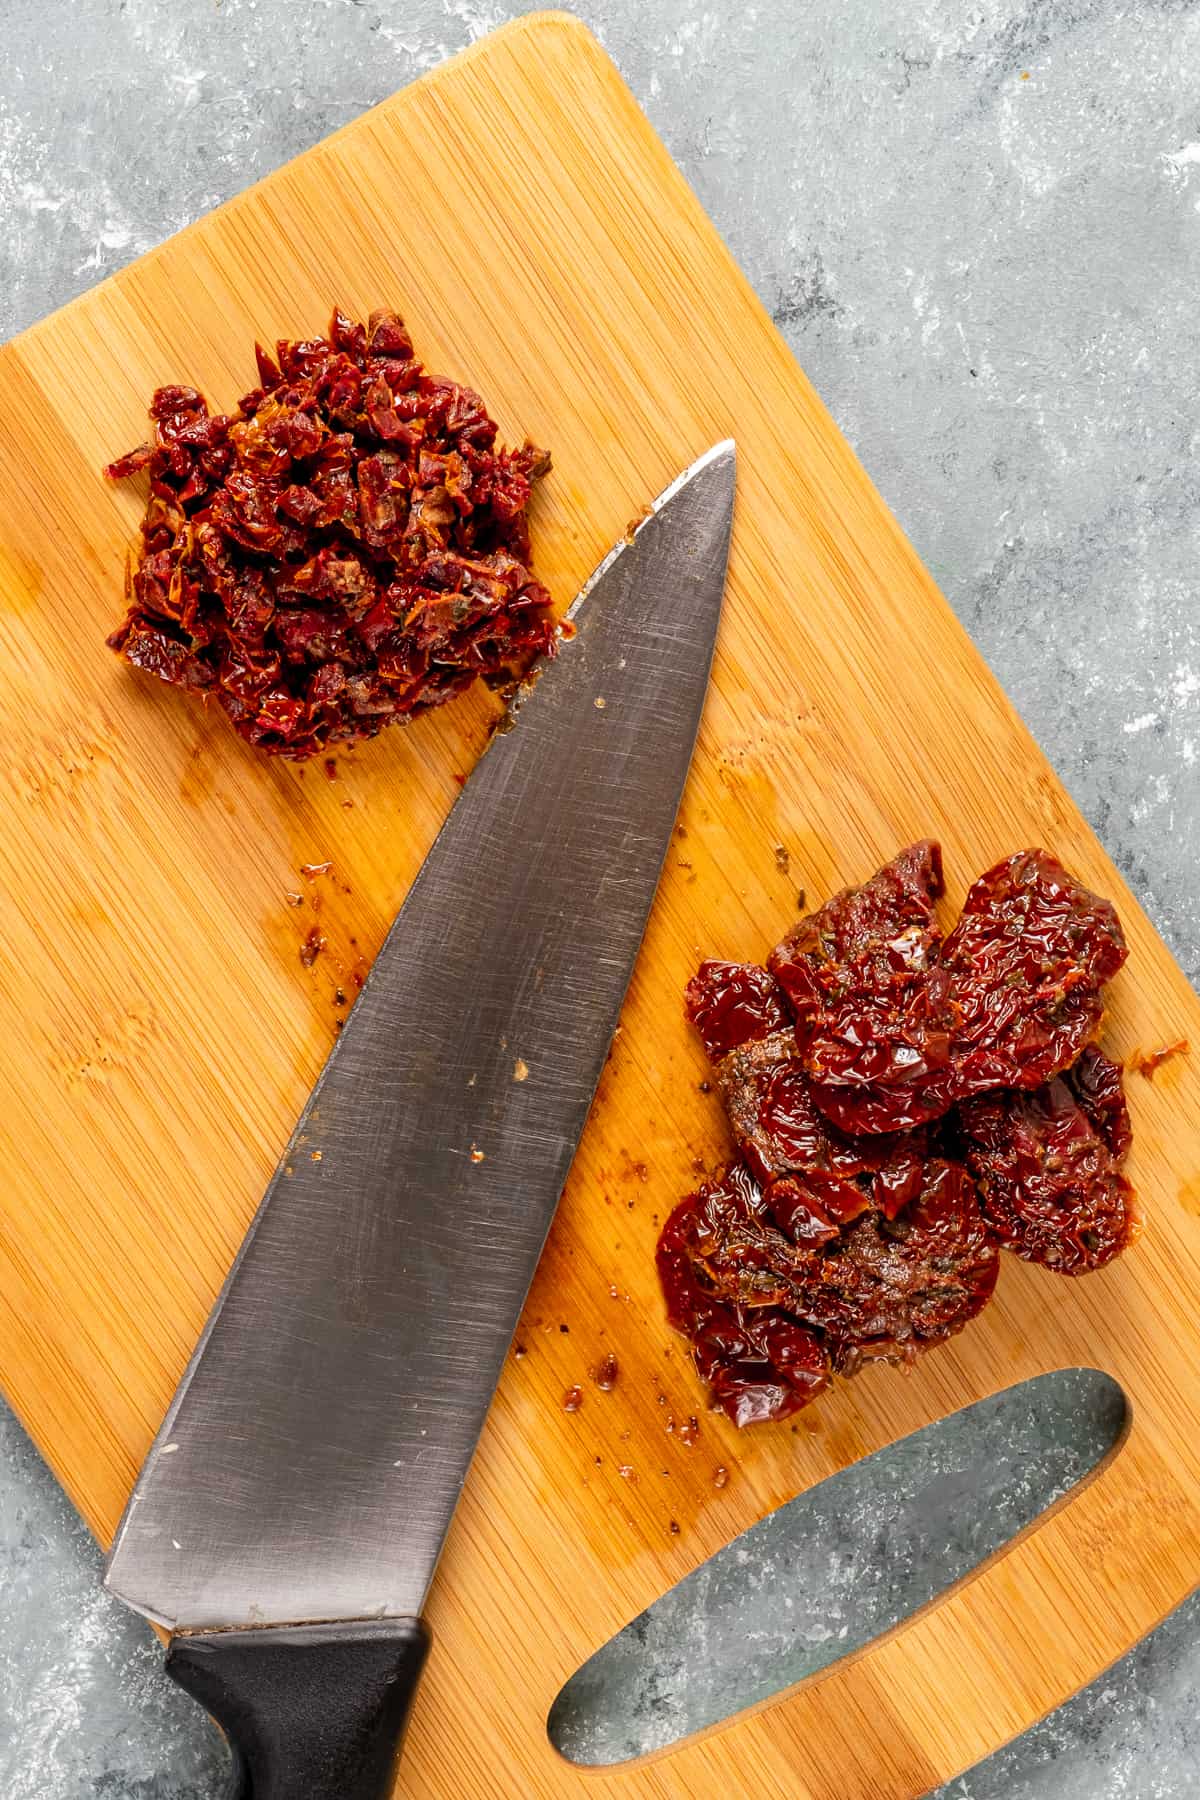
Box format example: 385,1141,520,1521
103,441,736,1799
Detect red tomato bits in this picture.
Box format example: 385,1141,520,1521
659,843,1138,1427
106,309,554,757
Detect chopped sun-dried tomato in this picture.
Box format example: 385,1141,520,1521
106,308,555,757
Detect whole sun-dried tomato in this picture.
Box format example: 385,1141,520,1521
768,839,946,1044
664,843,1135,1425
656,1154,997,1424
656,1164,831,1427
106,308,554,757
958,1047,1137,1274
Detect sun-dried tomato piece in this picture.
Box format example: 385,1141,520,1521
656,1165,831,1426
714,1031,924,1223
958,1050,1137,1275
769,840,945,1033
106,308,554,757
684,961,792,1062
938,849,1125,1076
113,619,213,688
785,1161,999,1368
768,842,950,1132
718,1031,858,1190
104,444,156,480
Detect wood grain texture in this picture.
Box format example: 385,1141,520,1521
1,14,1198,1796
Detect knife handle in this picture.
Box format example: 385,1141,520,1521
166,1617,430,1800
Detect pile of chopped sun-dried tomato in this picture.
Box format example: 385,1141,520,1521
658,843,1139,1427
106,309,554,757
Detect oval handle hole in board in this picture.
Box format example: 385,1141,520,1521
547,1368,1127,1767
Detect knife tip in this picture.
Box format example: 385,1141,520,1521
688,438,736,475
649,440,736,522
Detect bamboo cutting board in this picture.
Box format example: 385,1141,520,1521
2,14,1199,1797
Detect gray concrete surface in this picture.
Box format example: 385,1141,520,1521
550,1373,1129,1766
1,0,1198,1794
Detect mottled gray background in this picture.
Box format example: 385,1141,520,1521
1,0,1198,1795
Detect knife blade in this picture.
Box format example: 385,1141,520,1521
103,440,735,1800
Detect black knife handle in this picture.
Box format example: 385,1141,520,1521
166,1617,430,1800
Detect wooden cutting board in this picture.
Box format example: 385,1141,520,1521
2,14,1198,1796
